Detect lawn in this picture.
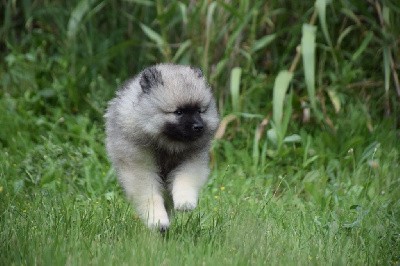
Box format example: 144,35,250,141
1,0,399,265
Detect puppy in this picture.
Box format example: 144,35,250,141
105,64,219,230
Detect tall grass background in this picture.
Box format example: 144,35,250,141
1,0,399,264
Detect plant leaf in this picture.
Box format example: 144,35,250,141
178,2,188,25
272,70,293,129
327,89,341,113
230,67,242,113
301,24,317,111
283,134,302,143
267,128,277,145
315,0,332,46
67,0,95,40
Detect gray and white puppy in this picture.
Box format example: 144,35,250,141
105,64,219,230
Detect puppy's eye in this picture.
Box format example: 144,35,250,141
199,107,208,114
174,109,183,115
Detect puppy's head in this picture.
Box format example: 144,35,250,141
137,64,220,151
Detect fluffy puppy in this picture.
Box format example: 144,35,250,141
105,64,219,230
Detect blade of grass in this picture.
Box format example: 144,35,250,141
340,8,362,26
178,2,188,25
352,31,373,61
279,90,293,147
315,0,338,71
210,59,228,83
214,114,238,140
337,25,356,48
140,23,165,48
383,46,390,96
67,0,95,40
253,117,269,168
140,23,170,60
251,34,276,53
383,46,391,113
172,40,192,63
203,1,217,75
252,129,260,168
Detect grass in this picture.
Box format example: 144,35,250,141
1,0,400,265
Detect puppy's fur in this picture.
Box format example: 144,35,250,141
105,64,219,230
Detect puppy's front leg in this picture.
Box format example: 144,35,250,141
170,155,210,211
118,166,169,230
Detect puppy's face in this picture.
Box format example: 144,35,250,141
163,104,206,142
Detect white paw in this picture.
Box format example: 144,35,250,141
173,191,198,211
146,213,170,231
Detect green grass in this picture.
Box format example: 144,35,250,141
1,0,400,265
1,96,399,265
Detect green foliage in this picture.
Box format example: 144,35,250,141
1,0,400,264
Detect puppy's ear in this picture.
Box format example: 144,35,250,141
140,67,163,93
190,66,203,78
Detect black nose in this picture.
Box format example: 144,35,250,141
192,123,204,132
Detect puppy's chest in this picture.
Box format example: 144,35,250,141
154,150,187,181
